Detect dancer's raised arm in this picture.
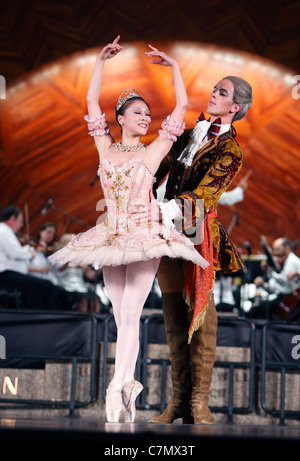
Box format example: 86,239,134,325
85,36,123,160
146,45,188,124
143,46,188,173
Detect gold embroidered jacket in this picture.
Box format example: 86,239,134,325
154,128,243,273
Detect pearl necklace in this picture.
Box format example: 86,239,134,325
114,141,145,152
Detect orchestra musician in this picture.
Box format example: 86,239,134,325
248,237,300,319
0,205,99,311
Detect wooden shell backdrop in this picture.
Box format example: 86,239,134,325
0,40,299,254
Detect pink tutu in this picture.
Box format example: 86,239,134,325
49,158,208,270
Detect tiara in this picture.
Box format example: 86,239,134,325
116,89,141,111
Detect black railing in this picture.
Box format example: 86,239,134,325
261,320,300,425
0,310,98,415
1,310,299,424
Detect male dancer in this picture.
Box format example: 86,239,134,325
148,76,253,424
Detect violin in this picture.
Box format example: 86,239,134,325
16,203,58,255
16,232,38,247
16,232,58,255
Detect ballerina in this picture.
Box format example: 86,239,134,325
49,36,209,423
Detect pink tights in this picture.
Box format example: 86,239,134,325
102,258,160,407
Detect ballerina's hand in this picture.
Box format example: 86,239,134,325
99,35,123,61
145,44,177,67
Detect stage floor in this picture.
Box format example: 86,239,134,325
0,416,299,446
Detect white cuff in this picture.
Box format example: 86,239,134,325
158,199,181,229
218,186,244,206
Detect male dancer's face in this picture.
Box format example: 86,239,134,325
207,79,240,124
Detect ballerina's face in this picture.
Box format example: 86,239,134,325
118,100,151,136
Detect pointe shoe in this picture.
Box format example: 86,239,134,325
105,382,124,423
122,380,143,423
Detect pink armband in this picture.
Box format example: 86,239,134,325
84,113,110,136
158,115,185,142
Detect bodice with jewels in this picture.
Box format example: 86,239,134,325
49,155,209,271
98,157,155,234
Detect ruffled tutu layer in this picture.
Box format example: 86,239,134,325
49,222,208,270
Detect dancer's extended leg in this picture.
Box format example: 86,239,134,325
102,264,127,410
102,259,160,412
102,264,126,329
115,258,160,382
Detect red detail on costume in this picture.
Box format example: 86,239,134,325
184,208,218,341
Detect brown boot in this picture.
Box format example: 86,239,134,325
189,296,217,424
149,292,193,424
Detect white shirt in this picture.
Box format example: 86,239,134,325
218,187,244,206
24,244,60,285
158,123,232,228
214,277,236,306
57,265,88,293
268,252,300,294
178,121,231,167
0,222,32,274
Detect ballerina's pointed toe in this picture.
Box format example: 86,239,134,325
122,380,143,423
105,380,143,423
105,382,124,423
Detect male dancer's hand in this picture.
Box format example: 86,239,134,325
129,196,161,224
